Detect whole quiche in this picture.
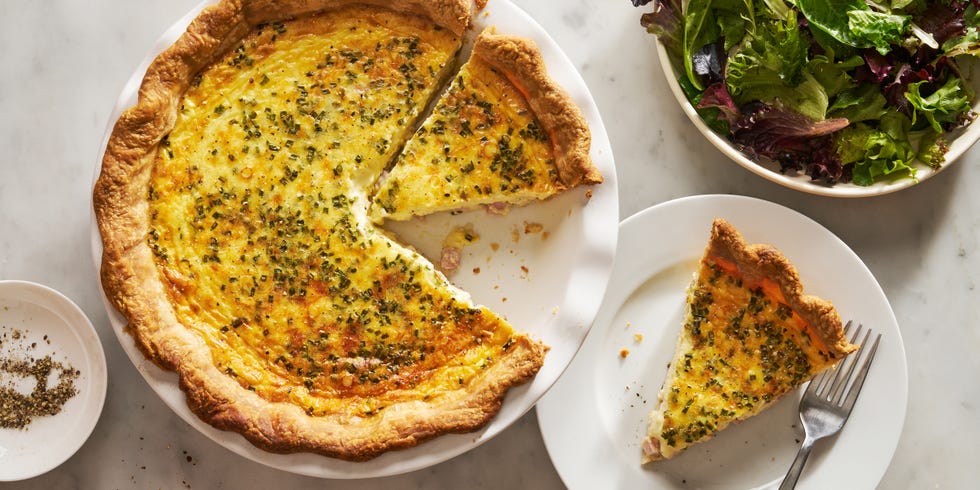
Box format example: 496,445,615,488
94,0,600,460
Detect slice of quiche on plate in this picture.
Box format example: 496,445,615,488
369,28,602,223
642,219,857,462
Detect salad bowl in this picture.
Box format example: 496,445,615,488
646,0,980,197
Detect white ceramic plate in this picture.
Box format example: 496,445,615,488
90,0,618,479
655,42,980,197
0,281,108,482
538,195,908,489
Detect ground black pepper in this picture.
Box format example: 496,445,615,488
0,328,80,429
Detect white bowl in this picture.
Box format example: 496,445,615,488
655,41,980,197
0,281,107,481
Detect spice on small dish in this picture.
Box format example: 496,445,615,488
0,328,81,429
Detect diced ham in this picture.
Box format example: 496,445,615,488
486,202,510,215
440,245,461,273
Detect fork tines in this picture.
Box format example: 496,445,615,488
811,321,881,409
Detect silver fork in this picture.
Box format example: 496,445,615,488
778,322,881,490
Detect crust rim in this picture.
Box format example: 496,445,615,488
471,29,602,188
705,218,856,358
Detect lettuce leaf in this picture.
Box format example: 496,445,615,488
941,5,980,58
761,0,794,21
846,10,911,54
683,0,754,89
698,82,742,126
916,129,950,168
641,0,684,61
836,112,916,185
683,0,723,90
728,104,850,182
808,55,865,98
905,77,973,132
829,84,889,121
794,0,872,47
942,27,980,56
725,14,810,101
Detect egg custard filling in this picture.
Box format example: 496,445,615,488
95,0,598,461
642,219,856,462
370,31,601,222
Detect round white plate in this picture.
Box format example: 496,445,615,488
90,0,618,479
655,42,980,197
0,281,108,482
538,195,908,490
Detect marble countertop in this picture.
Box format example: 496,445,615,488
1,0,977,488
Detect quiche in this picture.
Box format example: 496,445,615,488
94,0,599,461
369,30,601,222
641,219,856,462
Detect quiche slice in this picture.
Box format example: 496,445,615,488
93,0,565,461
641,219,857,462
369,29,602,223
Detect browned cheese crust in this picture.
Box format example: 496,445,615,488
706,219,856,358
92,0,555,461
471,30,602,188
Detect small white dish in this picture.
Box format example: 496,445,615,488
655,42,980,197
538,194,908,489
0,280,108,482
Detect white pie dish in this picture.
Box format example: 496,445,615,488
90,0,618,478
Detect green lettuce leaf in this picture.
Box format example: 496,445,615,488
888,0,921,10
725,13,838,119
905,77,972,132
846,10,910,54
794,0,870,47
837,112,916,185
933,3,980,56
725,14,808,95
683,0,722,90
916,129,950,169
943,28,980,58
683,0,754,89
828,84,888,122
761,0,794,21
808,55,864,98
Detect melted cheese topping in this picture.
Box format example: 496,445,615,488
370,54,560,222
651,256,835,456
148,7,522,418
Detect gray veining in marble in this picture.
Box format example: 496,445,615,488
1,0,978,488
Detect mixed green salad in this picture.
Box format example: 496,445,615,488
632,0,980,185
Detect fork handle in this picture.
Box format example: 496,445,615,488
779,435,816,490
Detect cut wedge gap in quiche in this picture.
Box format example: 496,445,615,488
369,28,602,223
94,0,599,462
642,219,857,463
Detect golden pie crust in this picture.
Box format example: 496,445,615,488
641,219,856,462
91,0,603,461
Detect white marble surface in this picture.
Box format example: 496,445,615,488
0,0,977,488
